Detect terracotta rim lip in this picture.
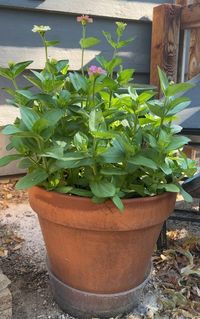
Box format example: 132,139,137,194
31,186,175,204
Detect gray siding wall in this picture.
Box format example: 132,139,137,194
0,0,172,105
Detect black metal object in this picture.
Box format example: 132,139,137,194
156,72,200,251
157,221,167,250
157,172,200,251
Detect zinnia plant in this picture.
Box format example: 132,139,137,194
0,17,196,211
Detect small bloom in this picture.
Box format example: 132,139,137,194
32,25,51,34
88,65,106,77
77,15,93,25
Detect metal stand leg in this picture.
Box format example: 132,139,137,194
157,221,167,251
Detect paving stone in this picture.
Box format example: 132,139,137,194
0,269,12,319
0,272,11,291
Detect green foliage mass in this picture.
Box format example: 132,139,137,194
0,21,197,211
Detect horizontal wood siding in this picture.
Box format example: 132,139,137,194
0,0,173,105
0,0,173,21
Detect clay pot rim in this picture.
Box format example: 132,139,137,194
32,185,173,204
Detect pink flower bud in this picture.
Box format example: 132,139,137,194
77,15,93,25
88,65,106,77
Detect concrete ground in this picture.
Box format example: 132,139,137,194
0,202,159,319
0,183,199,319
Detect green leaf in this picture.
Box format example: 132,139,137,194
179,187,193,203
167,97,191,116
166,82,194,97
31,70,45,82
55,186,73,194
12,61,33,77
90,180,116,198
16,89,35,100
115,22,127,37
45,40,59,47
57,157,94,169
43,109,64,126
116,37,134,49
100,147,124,163
32,118,50,133
15,168,48,189
80,37,100,49
6,143,14,151
71,188,93,197
148,101,165,117
106,57,122,73
112,195,124,212
2,125,22,135
58,151,89,160
128,155,157,169
102,31,116,48
41,146,64,160
0,67,13,80
0,154,22,167
165,136,190,152
100,77,118,90
157,67,169,93
2,87,16,97
138,91,156,104
89,109,105,132
20,107,40,130
90,131,115,139
92,196,105,204
123,184,146,196
117,69,134,85
18,158,33,169
160,163,172,175
158,183,179,192
95,55,107,69
100,168,128,175
57,90,71,105
56,60,69,74
24,75,43,90
74,132,88,151
69,72,88,92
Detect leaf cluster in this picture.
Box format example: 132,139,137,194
0,22,197,211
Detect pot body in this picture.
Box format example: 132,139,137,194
29,187,176,316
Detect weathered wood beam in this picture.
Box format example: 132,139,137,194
181,3,200,29
188,0,200,79
150,4,181,95
0,0,154,22
176,0,188,81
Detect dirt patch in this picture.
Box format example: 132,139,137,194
0,178,28,210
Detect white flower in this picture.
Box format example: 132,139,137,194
32,25,51,33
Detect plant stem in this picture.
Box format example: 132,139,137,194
81,25,86,75
12,78,18,90
44,37,48,63
28,156,39,166
44,43,48,62
40,34,48,63
92,77,96,105
108,35,120,108
108,89,112,108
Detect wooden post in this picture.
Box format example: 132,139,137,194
177,0,200,80
150,4,182,95
188,0,200,79
181,2,200,29
176,0,188,81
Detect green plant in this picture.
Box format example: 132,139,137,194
0,17,196,211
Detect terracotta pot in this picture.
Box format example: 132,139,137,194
28,187,176,317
